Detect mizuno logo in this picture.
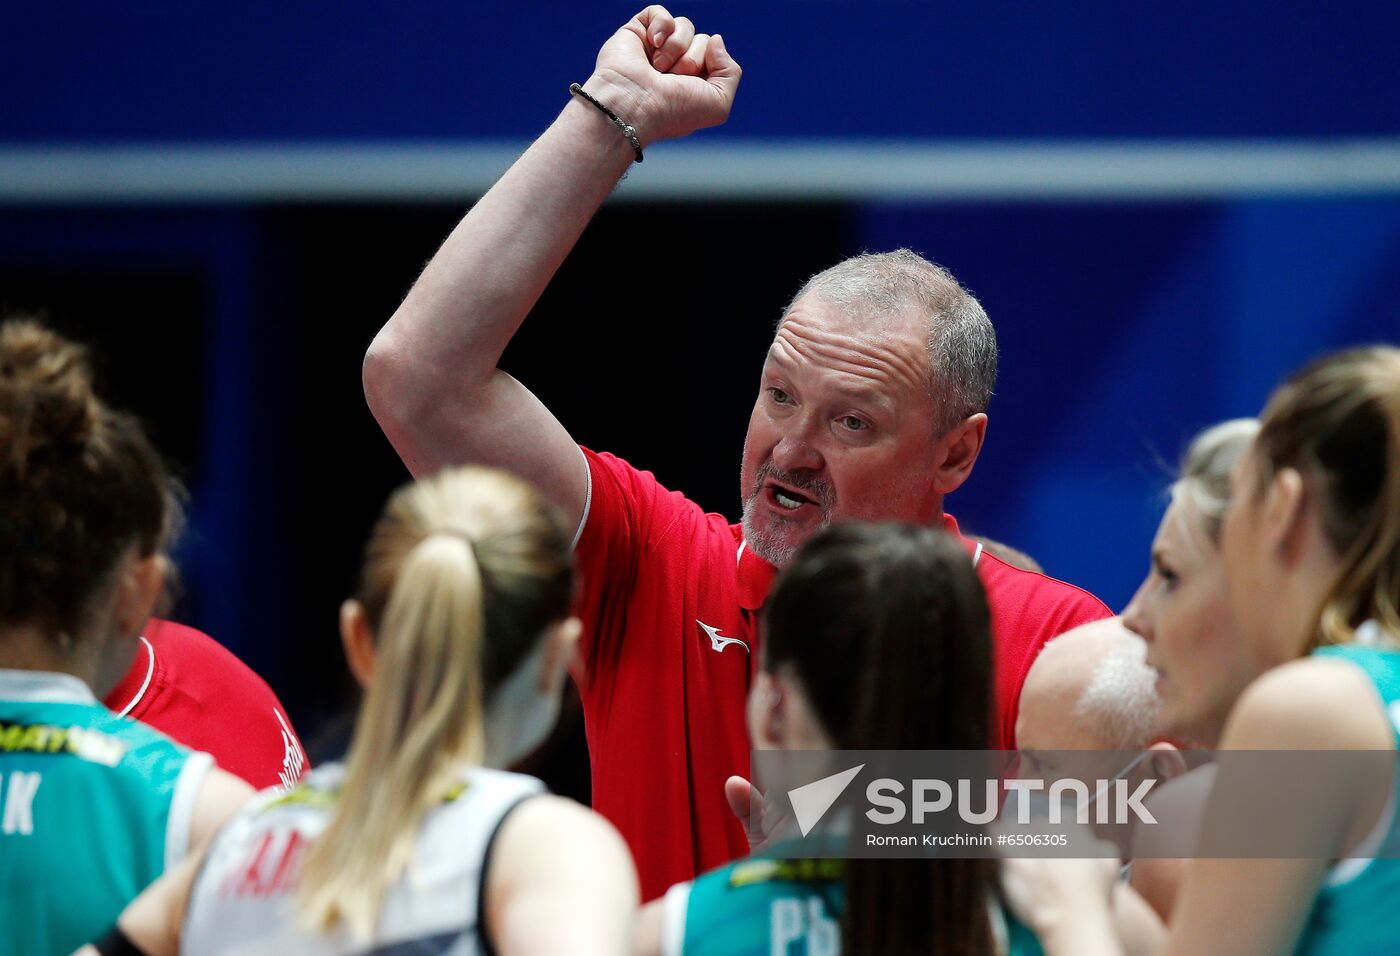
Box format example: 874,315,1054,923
274,708,307,792
698,620,750,654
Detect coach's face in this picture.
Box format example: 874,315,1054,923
739,294,986,566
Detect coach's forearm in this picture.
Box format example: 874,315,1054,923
364,74,642,422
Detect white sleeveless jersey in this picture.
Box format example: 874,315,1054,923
183,761,544,955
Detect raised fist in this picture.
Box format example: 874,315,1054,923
584,6,741,148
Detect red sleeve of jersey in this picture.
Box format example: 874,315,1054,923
980,558,1113,751
105,619,310,790
571,448,694,685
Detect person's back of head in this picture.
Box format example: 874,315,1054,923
0,320,250,955
973,535,1045,574
1240,345,1400,646
765,521,992,752
0,319,172,678
1018,617,1163,753
763,521,996,956
298,465,575,941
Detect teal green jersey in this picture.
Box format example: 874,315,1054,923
662,855,1044,956
1298,629,1400,956
0,669,212,956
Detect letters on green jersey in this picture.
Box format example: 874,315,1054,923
1,770,41,835
771,896,840,956
0,720,127,766
730,858,844,888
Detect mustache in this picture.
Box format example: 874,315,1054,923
751,461,835,509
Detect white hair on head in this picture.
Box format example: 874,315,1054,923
1073,631,1162,750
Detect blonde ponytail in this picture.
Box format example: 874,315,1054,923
1254,346,1400,646
1319,359,1400,644
296,467,574,939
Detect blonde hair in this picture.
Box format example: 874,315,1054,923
1172,418,1261,545
1252,346,1400,646
297,466,573,939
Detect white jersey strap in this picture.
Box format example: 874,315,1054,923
166,750,215,871
660,880,692,956
987,892,1010,956
475,790,544,956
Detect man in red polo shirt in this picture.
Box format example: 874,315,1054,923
103,618,308,791
363,6,1108,900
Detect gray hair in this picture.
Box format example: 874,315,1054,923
782,249,998,436
1170,418,1261,544
1073,630,1162,750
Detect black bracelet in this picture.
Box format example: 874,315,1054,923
569,83,644,163
92,925,152,956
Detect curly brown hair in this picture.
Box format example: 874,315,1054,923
0,319,172,648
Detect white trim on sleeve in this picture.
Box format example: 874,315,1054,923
569,445,593,553
114,636,156,717
661,880,693,956
987,892,1010,956
165,750,215,871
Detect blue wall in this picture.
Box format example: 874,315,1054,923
7,2,1400,142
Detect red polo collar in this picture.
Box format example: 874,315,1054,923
943,513,984,563
736,538,776,611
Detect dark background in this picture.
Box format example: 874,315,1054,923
3,3,1399,788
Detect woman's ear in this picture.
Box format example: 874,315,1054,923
749,670,786,750
540,616,583,691
339,599,377,690
115,553,167,638
1263,467,1309,566
1145,740,1189,785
